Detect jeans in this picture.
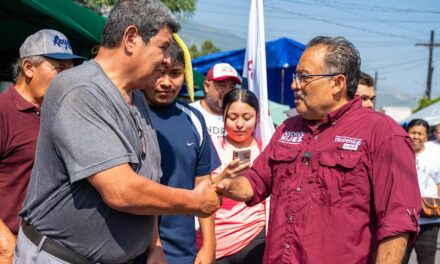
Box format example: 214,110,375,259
402,224,439,264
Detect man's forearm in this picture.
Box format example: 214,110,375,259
198,215,216,248
375,233,409,264
197,175,216,249
88,164,219,217
0,219,16,264
218,176,254,202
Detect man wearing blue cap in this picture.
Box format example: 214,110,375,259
0,29,83,263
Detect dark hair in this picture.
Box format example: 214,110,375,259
169,41,184,66
406,119,429,134
222,89,260,115
306,36,361,99
101,0,180,48
359,72,374,87
222,89,260,137
222,89,259,116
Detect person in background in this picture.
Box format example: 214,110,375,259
0,29,82,263
191,63,241,138
355,72,376,109
198,89,266,264
16,1,220,263
215,36,420,264
425,123,440,148
402,119,440,264
143,40,220,264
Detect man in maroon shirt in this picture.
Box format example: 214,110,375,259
216,36,420,264
0,29,83,263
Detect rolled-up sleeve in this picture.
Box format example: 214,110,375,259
371,122,421,242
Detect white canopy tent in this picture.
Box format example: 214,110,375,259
401,101,440,126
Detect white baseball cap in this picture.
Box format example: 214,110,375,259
206,63,241,84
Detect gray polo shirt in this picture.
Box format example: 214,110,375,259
20,60,162,263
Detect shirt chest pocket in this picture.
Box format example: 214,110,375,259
318,151,364,207
269,144,300,197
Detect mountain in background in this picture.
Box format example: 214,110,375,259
376,86,419,110
179,20,246,51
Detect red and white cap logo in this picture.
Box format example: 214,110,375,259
206,63,242,84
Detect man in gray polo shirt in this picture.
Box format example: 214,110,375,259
16,1,221,263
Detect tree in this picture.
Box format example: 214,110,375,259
189,44,201,59
161,0,195,15
76,0,196,16
413,96,440,113
189,40,221,59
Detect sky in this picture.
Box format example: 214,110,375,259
184,0,440,108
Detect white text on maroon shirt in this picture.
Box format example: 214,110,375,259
279,131,305,144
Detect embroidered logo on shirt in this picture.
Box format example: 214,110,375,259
187,142,195,146
335,135,362,151
279,131,305,144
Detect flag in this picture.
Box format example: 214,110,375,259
243,0,275,148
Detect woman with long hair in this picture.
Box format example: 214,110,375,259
198,89,266,263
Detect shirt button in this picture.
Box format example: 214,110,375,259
296,187,301,192
288,215,294,221
313,135,319,140
284,243,290,249
332,121,337,126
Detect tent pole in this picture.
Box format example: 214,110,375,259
281,68,285,104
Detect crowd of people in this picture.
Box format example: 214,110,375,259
0,0,439,264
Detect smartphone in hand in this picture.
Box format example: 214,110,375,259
232,149,251,163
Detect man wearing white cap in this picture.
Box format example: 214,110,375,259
191,63,242,138
0,29,83,263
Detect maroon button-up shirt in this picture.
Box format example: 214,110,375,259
0,85,40,234
244,98,420,264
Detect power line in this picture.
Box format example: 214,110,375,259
282,0,440,14
278,0,427,36
364,57,429,72
377,61,427,74
265,5,423,42
197,8,440,24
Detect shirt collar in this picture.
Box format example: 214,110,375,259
9,85,39,112
303,97,362,129
323,97,362,125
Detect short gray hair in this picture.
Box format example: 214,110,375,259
306,36,361,99
11,55,45,83
101,0,180,48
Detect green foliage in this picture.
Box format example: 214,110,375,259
75,0,115,13
413,96,440,113
161,0,196,14
189,44,201,59
76,0,196,16
189,40,221,59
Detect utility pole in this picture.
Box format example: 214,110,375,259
374,71,378,92
374,71,378,109
416,30,440,99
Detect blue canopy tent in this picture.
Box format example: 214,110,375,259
191,37,305,107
